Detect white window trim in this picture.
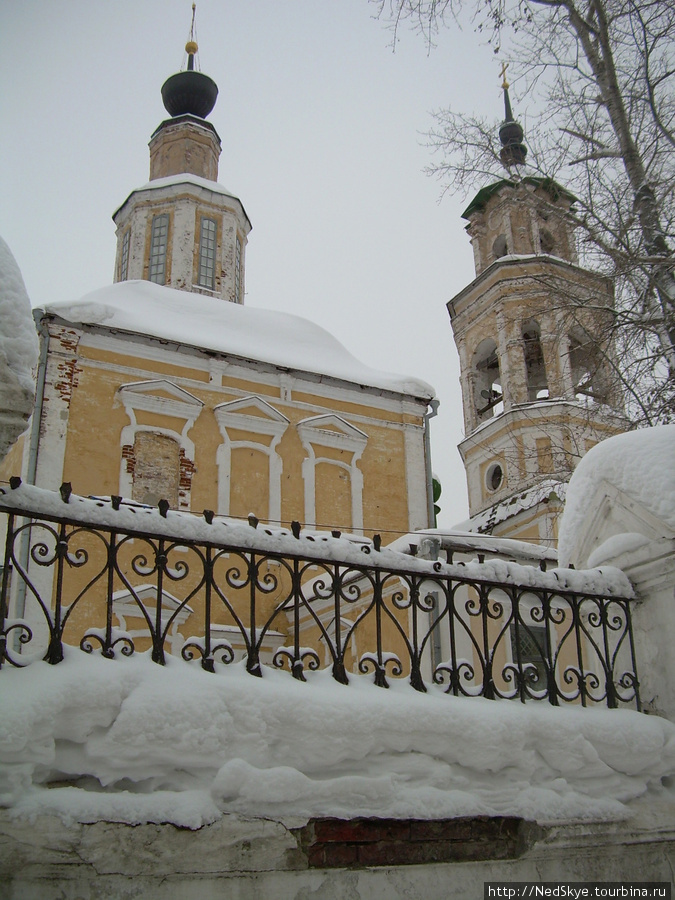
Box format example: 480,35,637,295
148,213,170,285
297,414,368,535
214,396,290,522
118,380,203,510
197,216,218,290
113,585,193,657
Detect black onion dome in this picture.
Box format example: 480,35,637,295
499,82,527,168
161,69,218,119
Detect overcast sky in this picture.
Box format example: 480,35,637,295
0,0,502,529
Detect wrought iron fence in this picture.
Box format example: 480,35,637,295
0,479,640,709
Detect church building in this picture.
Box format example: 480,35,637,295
448,75,628,544
1,41,436,541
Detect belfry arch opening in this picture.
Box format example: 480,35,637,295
568,328,608,405
522,320,549,401
473,339,503,422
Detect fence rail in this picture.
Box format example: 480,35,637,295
0,480,640,709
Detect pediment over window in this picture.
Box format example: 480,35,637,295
118,381,203,427
214,395,289,437
297,414,368,452
118,380,203,407
215,395,289,423
112,584,194,627
563,479,673,569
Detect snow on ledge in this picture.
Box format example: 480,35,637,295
0,651,673,828
0,481,635,597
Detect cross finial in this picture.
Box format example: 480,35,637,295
500,62,509,90
185,4,199,68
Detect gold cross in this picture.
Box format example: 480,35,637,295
500,62,509,90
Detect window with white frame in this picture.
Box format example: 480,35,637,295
119,229,130,282
510,622,547,689
234,236,242,303
117,380,203,511
197,217,217,290
131,431,180,508
148,214,169,284
297,415,368,535
214,396,289,522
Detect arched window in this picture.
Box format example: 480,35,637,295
472,339,503,421
131,432,180,507
148,214,169,285
522,320,549,401
568,329,608,405
197,217,217,290
492,234,508,259
539,227,555,255
119,229,131,282
214,396,289,523
297,415,368,535
118,380,203,510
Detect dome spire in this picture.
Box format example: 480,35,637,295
161,5,218,119
498,63,527,169
185,3,198,71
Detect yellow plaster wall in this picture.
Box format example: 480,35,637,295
78,344,209,384
61,365,131,497
189,406,221,512
56,337,421,541
230,447,270,521
359,424,410,536
277,426,307,526
315,461,352,532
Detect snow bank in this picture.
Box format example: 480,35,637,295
0,236,39,394
559,425,675,565
39,280,434,400
1,651,673,829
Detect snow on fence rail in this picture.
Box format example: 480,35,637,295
0,479,640,709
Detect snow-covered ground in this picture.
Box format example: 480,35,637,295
1,456,672,831
1,650,674,829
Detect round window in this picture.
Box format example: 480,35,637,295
486,463,503,492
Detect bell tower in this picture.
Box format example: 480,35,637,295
448,72,627,544
112,8,251,304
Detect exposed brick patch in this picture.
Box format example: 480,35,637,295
178,450,195,508
54,358,83,406
297,816,541,869
56,329,80,354
179,450,195,491
122,444,136,476
53,329,82,406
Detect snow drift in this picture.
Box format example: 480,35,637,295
1,651,673,829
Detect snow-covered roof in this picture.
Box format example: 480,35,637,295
389,528,557,565
39,281,435,401
459,479,567,535
559,424,675,565
112,173,248,224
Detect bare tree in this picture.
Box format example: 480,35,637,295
374,0,675,424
